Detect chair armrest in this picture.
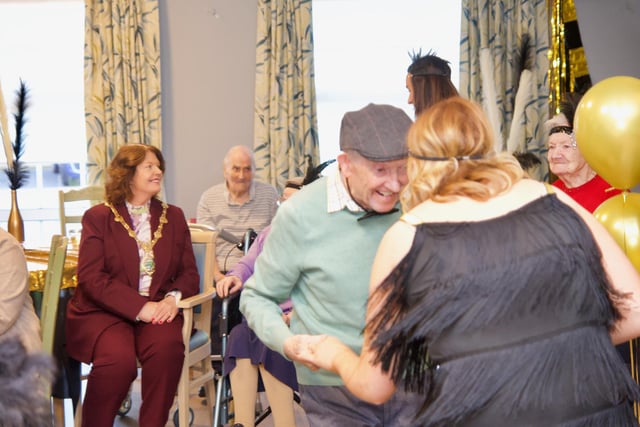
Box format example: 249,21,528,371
177,287,216,309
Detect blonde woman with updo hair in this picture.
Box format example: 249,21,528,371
286,97,640,426
401,95,522,209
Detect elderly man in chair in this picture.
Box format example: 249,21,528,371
197,145,279,360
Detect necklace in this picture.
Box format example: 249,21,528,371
105,201,168,276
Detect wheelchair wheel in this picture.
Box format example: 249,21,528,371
172,407,194,426
117,392,132,416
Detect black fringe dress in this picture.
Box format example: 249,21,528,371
368,194,640,427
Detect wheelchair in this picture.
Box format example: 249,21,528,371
212,229,301,427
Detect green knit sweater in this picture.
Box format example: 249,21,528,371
240,178,401,386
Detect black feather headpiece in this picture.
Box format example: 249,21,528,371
407,49,451,78
302,155,336,186
3,80,30,190
286,155,336,190
513,151,541,170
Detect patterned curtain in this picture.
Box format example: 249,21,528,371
460,0,549,181
253,0,319,191
84,0,162,186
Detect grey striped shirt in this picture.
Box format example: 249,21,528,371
196,181,278,271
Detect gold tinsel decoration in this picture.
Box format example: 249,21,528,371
547,0,565,115
547,0,591,113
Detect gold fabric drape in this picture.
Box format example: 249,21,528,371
547,0,592,114
253,0,319,191
84,0,163,186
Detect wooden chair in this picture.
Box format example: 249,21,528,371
173,223,218,426
75,225,218,426
58,185,104,236
40,235,69,426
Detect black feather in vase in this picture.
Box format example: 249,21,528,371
4,80,30,190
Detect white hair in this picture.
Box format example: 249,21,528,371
543,112,570,137
223,145,255,171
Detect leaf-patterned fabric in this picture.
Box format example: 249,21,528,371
253,0,319,191
84,0,162,186
460,0,550,181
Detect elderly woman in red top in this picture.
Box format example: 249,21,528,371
547,92,630,368
66,144,199,427
547,92,621,213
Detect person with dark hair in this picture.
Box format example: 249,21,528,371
240,103,423,426
66,143,200,427
0,337,55,427
287,97,640,426
215,159,333,427
406,49,459,117
547,92,621,213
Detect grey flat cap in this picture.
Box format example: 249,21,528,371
339,103,412,161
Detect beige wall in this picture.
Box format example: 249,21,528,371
574,0,640,84
160,0,258,220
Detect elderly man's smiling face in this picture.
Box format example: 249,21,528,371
339,150,408,213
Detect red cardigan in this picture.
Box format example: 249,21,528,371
65,198,199,362
552,174,621,213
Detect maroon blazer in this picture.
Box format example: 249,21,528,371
65,198,199,363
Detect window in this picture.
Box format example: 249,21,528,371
0,0,85,247
313,0,462,165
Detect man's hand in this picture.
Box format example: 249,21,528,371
284,335,321,370
216,275,243,298
284,334,350,374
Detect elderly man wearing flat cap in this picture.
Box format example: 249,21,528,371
240,104,422,426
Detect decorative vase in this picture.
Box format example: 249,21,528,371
8,189,25,243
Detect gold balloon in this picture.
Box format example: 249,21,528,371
594,192,640,272
574,76,640,190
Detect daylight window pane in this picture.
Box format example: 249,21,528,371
312,0,461,164
0,0,85,247
0,0,85,165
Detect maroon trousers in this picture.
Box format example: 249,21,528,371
80,318,184,427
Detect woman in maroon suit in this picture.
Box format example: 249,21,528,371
66,144,199,427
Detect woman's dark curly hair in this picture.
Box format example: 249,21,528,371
105,144,165,204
